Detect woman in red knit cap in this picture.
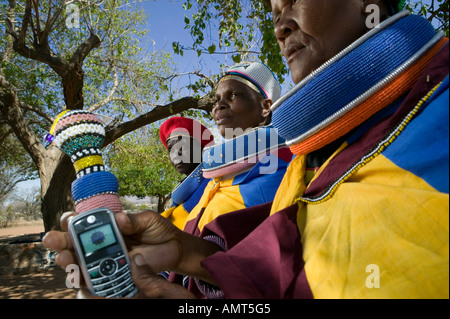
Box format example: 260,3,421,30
158,116,214,230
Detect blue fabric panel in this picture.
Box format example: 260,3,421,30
382,76,449,193
182,178,210,213
234,154,289,207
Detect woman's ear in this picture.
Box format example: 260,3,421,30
260,99,273,125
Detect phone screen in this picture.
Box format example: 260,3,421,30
79,224,117,257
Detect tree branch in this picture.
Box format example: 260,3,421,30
40,2,64,48
88,65,119,112
0,72,45,167
19,101,53,123
32,0,42,41
5,10,69,77
19,0,32,46
0,127,14,144
69,32,101,65
103,95,214,147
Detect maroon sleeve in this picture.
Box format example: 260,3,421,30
201,203,313,299
200,201,273,249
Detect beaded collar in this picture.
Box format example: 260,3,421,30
202,125,287,179
271,11,445,156
170,125,288,205
171,164,207,207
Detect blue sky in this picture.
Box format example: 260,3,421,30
139,0,438,95
141,0,226,91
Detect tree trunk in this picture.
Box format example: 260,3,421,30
157,195,172,213
61,65,84,110
40,151,76,231
157,196,164,213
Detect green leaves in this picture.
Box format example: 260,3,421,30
105,126,183,200
405,0,449,36
175,0,287,83
208,44,217,54
232,54,241,64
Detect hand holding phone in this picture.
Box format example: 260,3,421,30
69,208,138,298
48,110,137,298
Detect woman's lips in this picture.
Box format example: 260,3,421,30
216,115,231,125
286,45,306,64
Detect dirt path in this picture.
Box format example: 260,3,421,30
0,224,78,299
0,225,44,238
0,268,78,299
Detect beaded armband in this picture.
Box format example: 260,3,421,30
49,110,123,215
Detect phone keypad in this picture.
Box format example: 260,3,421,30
87,252,137,298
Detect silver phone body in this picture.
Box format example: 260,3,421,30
68,208,137,298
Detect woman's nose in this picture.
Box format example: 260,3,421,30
274,12,296,42
213,99,228,114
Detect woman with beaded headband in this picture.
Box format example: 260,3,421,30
196,0,449,298
165,62,293,296
183,61,292,236
44,0,449,299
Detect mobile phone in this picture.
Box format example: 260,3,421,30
68,208,138,298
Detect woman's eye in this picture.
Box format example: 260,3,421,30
274,15,280,24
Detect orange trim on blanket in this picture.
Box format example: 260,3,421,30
289,37,448,156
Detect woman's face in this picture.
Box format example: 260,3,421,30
167,136,201,175
212,79,271,138
271,0,370,84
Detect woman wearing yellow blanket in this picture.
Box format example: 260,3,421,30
44,0,449,299
159,117,214,230
197,0,449,298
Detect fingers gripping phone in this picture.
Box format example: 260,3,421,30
68,208,138,298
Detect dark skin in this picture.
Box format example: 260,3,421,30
43,211,220,299
168,79,271,174
42,0,392,298
212,79,272,138
166,135,202,176
271,0,390,84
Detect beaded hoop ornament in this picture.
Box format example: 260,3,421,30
49,110,122,214
270,12,445,156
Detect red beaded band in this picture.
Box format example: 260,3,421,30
75,193,123,214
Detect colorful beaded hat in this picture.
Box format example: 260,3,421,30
219,62,282,102
48,110,122,214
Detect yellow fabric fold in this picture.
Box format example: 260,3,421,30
185,177,245,232
283,153,449,298
161,205,190,230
